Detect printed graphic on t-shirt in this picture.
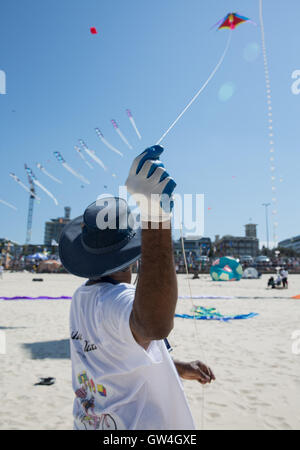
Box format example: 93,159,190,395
71,330,98,353
76,370,116,430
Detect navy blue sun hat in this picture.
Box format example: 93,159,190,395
59,197,141,279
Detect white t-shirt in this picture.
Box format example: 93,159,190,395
70,282,195,430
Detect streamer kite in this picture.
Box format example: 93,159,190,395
95,128,123,156
36,163,62,184
156,12,254,145
126,109,142,140
0,199,17,211
78,140,107,171
111,119,133,150
25,165,58,206
9,173,40,200
259,0,279,244
53,152,90,185
75,146,94,170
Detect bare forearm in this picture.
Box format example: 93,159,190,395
131,222,178,339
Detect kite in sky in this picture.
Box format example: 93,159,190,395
0,198,17,211
25,165,58,206
126,109,142,140
9,173,40,200
53,151,90,185
156,12,254,145
90,27,98,35
78,139,107,171
36,163,62,184
213,13,255,31
95,128,123,157
75,146,94,170
111,119,133,150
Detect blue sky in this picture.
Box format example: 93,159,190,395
0,0,299,245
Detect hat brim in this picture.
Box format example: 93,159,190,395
59,216,141,279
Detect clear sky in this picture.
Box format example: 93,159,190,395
0,0,299,245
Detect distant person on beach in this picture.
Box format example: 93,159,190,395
59,146,215,430
275,274,282,287
268,276,275,289
280,268,288,288
0,265,3,279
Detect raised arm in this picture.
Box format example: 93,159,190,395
125,146,178,348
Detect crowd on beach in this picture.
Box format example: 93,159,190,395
174,253,300,275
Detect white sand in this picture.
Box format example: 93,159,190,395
0,272,299,430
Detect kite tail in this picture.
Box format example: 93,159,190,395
259,0,278,244
156,31,232,145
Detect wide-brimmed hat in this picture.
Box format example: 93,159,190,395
59,197,141,279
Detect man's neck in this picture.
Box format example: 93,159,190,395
87,269,132,286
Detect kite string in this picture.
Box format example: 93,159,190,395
259,0,278,244
156,31,232,145
180,225,207,431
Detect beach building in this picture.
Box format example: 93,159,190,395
173,236,212,259
44,207,71,246
278,235,300,254
215,224,259,258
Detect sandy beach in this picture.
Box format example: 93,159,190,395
0,272,299,430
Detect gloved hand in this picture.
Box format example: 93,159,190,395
125,145,176,223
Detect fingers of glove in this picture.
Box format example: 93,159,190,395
147,162,165,179
129,145,164,176
161,177,177,197
149,166,167,184
139,160,157,178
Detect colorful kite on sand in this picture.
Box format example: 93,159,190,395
53,151,90,185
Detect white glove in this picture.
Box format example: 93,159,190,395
125,146,176,223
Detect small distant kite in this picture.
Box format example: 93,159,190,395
95,128,123,157
111,119,133,150
53,151,90,185
75,146,94,170
25,165,58,206
36,163,62,184
9,173,41,200
78,140,107,171
156,12,255,145
90,27,98,35
213,13,256,31
0,198,17,211
126,109,142,140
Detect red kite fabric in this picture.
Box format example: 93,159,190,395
90,27,98,34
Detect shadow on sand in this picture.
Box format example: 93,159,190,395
22,339,70,359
